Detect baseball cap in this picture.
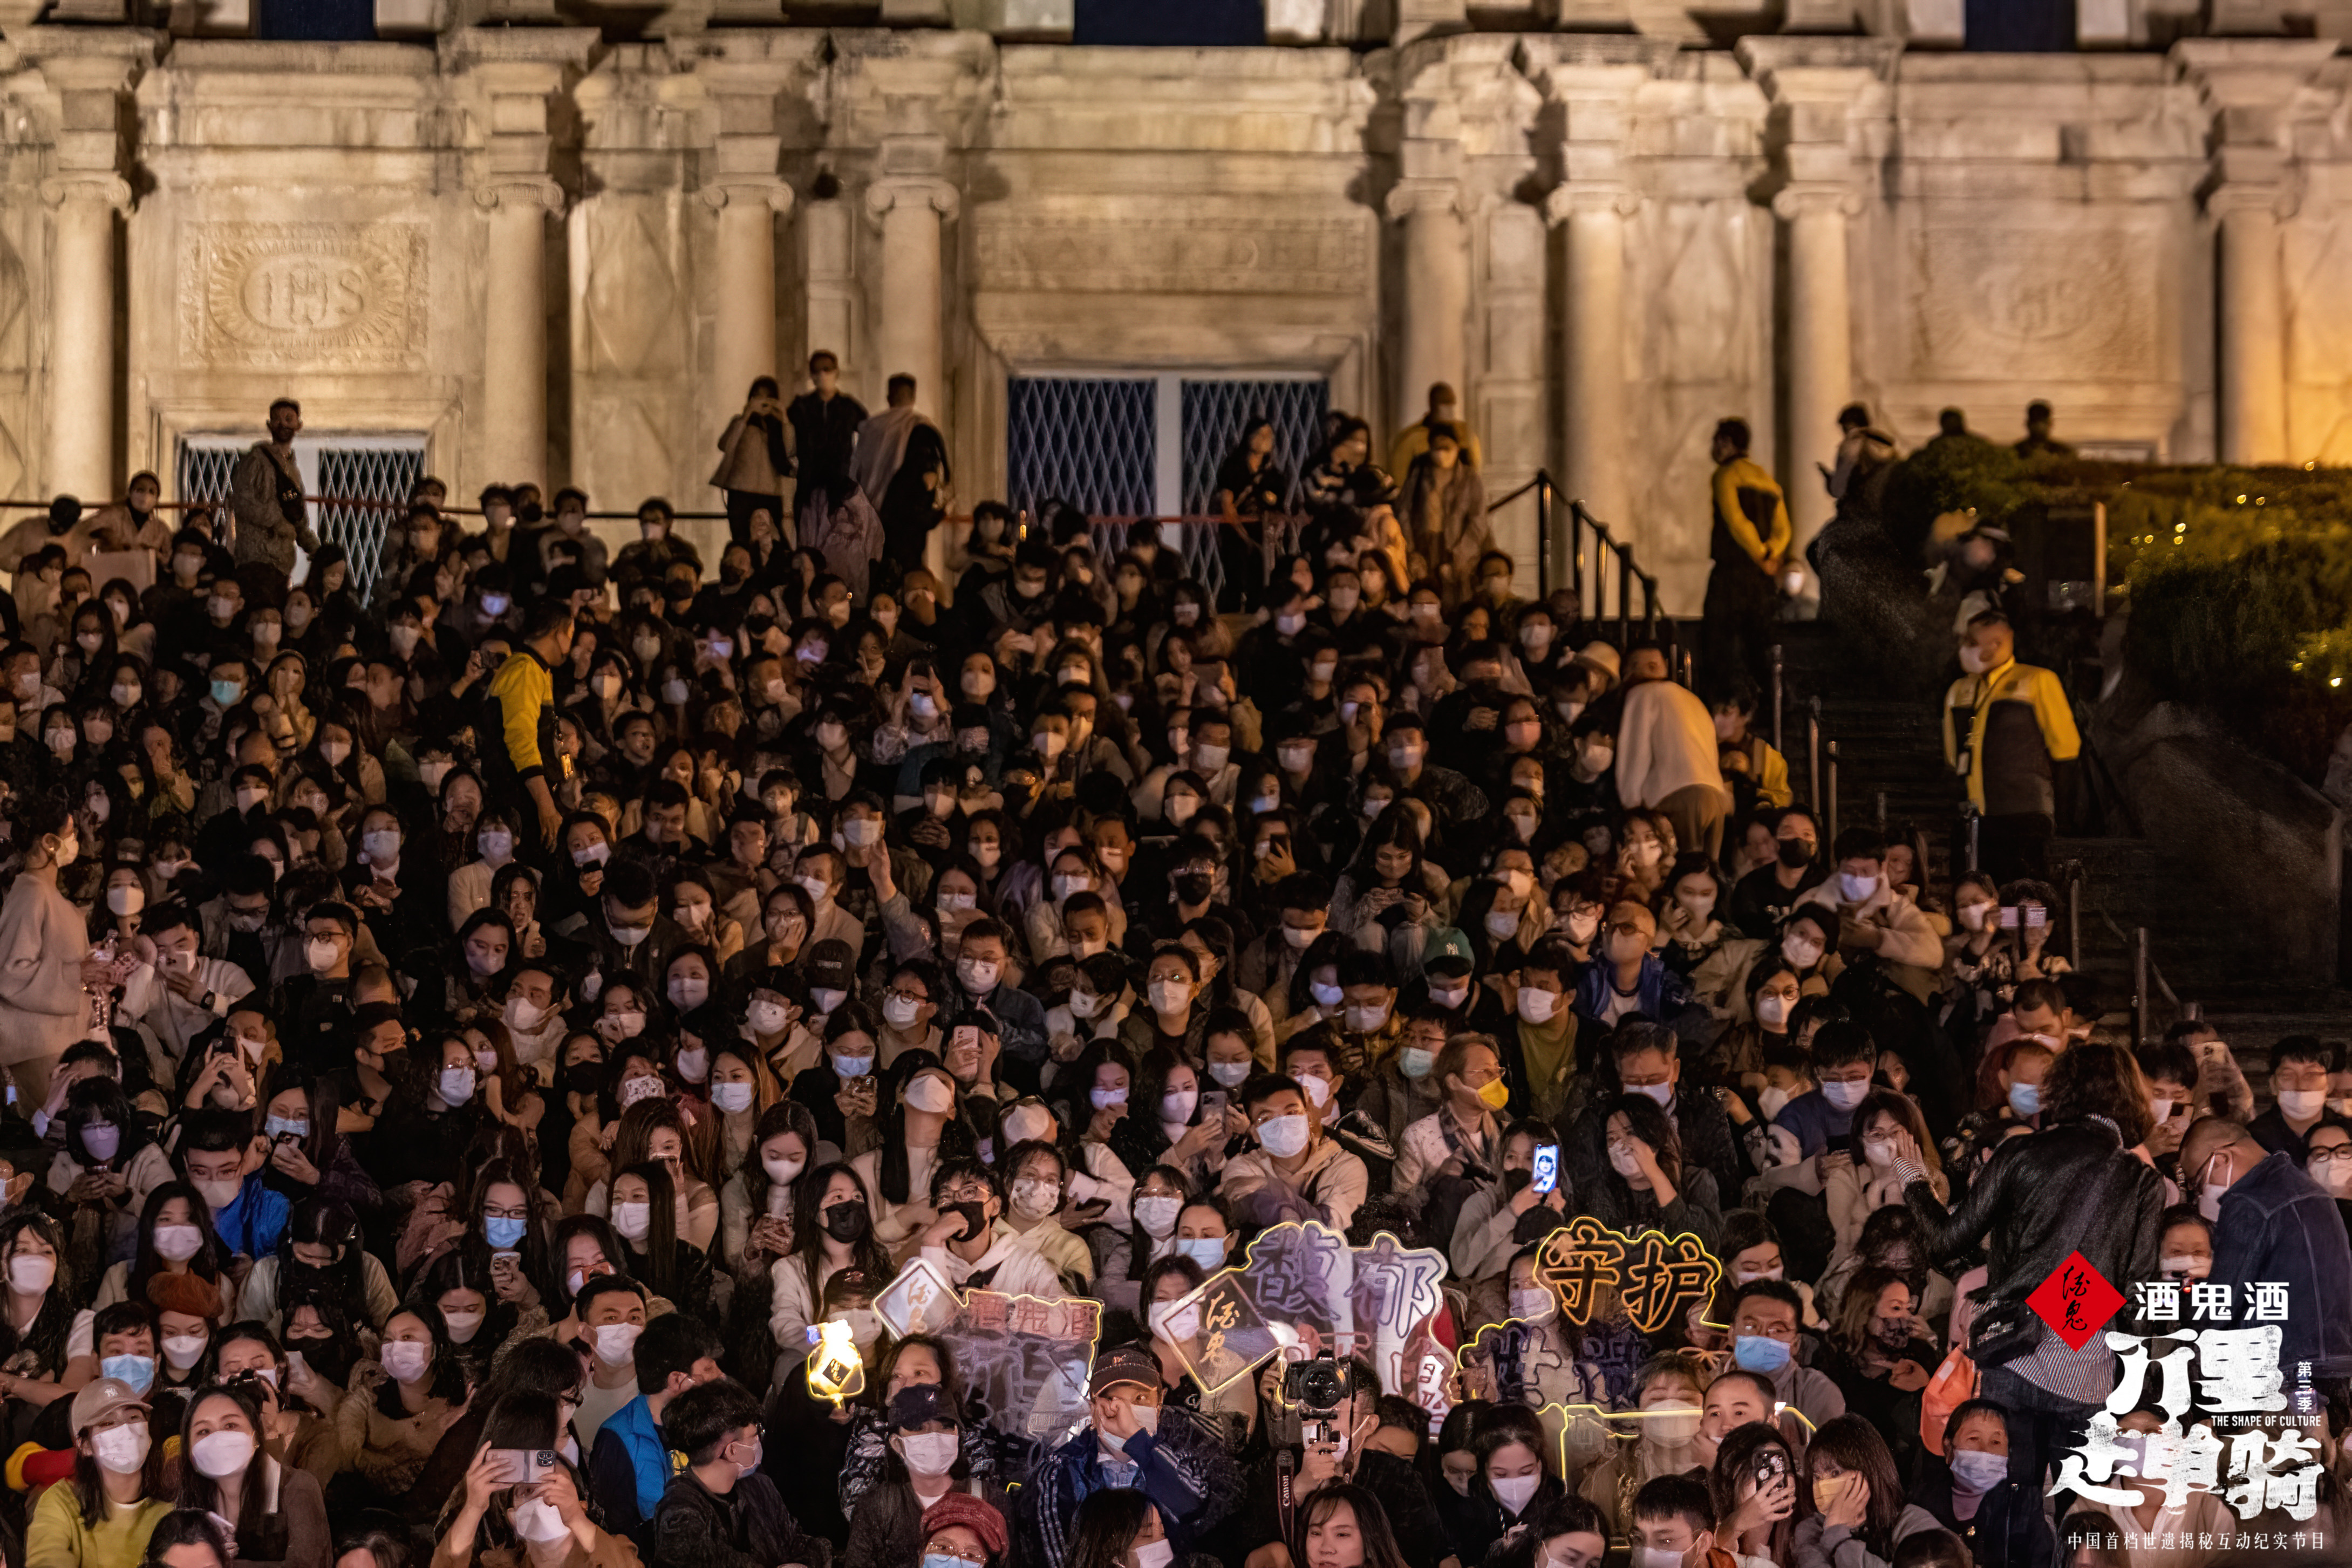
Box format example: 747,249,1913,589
1422,928,1475,974
805,939,854,992
71,1377,146,1435
1088,1343,1161,1397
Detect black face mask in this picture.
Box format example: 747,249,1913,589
1503,1167,1533,1195
1776,839,1814,870
1173,871,1214,905
517,501,544,523
564,1062,602,1096
288,1333,356,1385
942,1202,990,1244
822,1201,872,1244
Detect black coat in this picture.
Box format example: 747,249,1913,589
1904,1115,2162,1327
651,1469,828,1568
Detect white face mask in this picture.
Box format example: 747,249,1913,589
711,1081,755,1114
192,1429,258,1478
590,1322,643,1366
1782,935,1825,969
1257,1114,1310,1159
1134,1194,1183,1238
379,1340,431,1382
92,1424,151,1474
6,1255,54,1293
1208,1060,1251,1088
611,1201,651,1240
1147,1298,1203,1342
898,1430,960,1476
1490,1473,1541,1515
513,1500,570,1543
748,1000,789,1035
1517,988,1558,1025
1757,994,1792,1028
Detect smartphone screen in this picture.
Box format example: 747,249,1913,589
1200,1088,1228,1121
1998,906,2020,929
1532,1143,1559,1195
2023,906,2047,929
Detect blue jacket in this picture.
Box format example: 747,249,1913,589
1572,955,1702,1037
1012,1407,1239,1568
210,1175,289,1260
589,1393,674,1542
2210,1150,2352,1380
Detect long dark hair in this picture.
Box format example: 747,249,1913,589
63,1076,151,1170
274,1200,369,1332
1067,1488,1155,1568
741,1100,817,1229
459,1156,556,1305
614,1161,693,1303
792,1161,891,1308
2042,1041,2155,1149
876,1051,973,1205
266,1063,349,1191
0,1212,78,1375
1709,1422,1802,1565
175,1383,275,1548
371,1305,469,1417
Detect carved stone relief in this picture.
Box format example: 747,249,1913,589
973,209,1373,296
177,223,430,370
1906,217,2158,384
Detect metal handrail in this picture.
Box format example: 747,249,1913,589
1509,472,1667,649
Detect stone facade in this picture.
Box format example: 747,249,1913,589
5,13,2352,606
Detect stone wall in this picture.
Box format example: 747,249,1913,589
5,18,2351,609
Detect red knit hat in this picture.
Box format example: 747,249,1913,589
921,1493,1008,1559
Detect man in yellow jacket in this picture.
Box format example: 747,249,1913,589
1943,610,2080,882
485,596,577,853
1701,418,1790,691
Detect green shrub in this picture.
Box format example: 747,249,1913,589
1881,451,2352,778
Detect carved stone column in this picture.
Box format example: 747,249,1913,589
865,171,958,414
2174,40,2339,465
460,33,594,489
1740,38,1892,554
1385,177,1469,442
700,57,798,416
36,38,146,500
481,179,565,487
1540,56,1654,538
1775,184,1858,538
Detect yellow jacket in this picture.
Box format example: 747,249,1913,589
26,1481,173,1568
1941,658,2080,811
1711,456,1792,565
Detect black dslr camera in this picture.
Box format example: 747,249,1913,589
1284,1354,1353,1446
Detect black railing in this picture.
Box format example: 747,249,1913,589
1499,473,1666,650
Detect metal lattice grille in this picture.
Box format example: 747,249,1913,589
1006,378,1156,527
317,445,422,600
1178,379,1327,517
176,445,238,512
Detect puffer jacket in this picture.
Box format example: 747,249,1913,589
1903,1115,2161,1316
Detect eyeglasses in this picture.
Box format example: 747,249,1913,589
939,1181,992,1204
884,987,930,1006
2310,1147,2352,1165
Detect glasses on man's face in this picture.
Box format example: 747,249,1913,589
939,1182,991,1205
884,987,930,1006
1736,1319,1797,1342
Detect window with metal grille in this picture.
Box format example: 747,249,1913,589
175,433,424,598
1004,373,1327,606
1178,380,1327,517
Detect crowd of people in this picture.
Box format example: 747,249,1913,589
0,368,2341,1568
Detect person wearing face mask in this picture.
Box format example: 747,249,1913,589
1814,1267,1941,1481
1218,1075,1368,1235
651,1378,830,1568
1795,828,1944,997
30,1376,173,1566
1790,1416,1942,1568
843,1385,1015,1568
583,1311,726,1547
2177,1116,2352,1401
1497,939,1580,1126
1014,1344,1238,1568
1729,807,1821,942
0,793,98,1108
912,1158,1062,1298
175,1383,333,1566
2247,1034,2352,1166
1392,1035,1508,1212
1905,1400,2050,1568
178,1107,290,1265
1884,1045,2165,1495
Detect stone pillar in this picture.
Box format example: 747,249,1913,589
700,53,801,418
480,185,563,486
459,34,594,490
1739,38,1893,555
866,176,958,410
1385,178,1469,440
1550,191,1632,530
35,40,146,500
2213,192,2286,465
1775,186,1857,534
44,180,126,500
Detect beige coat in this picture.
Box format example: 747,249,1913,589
0,873,90,1067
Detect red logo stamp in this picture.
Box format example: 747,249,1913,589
2028,1252,2124,1352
